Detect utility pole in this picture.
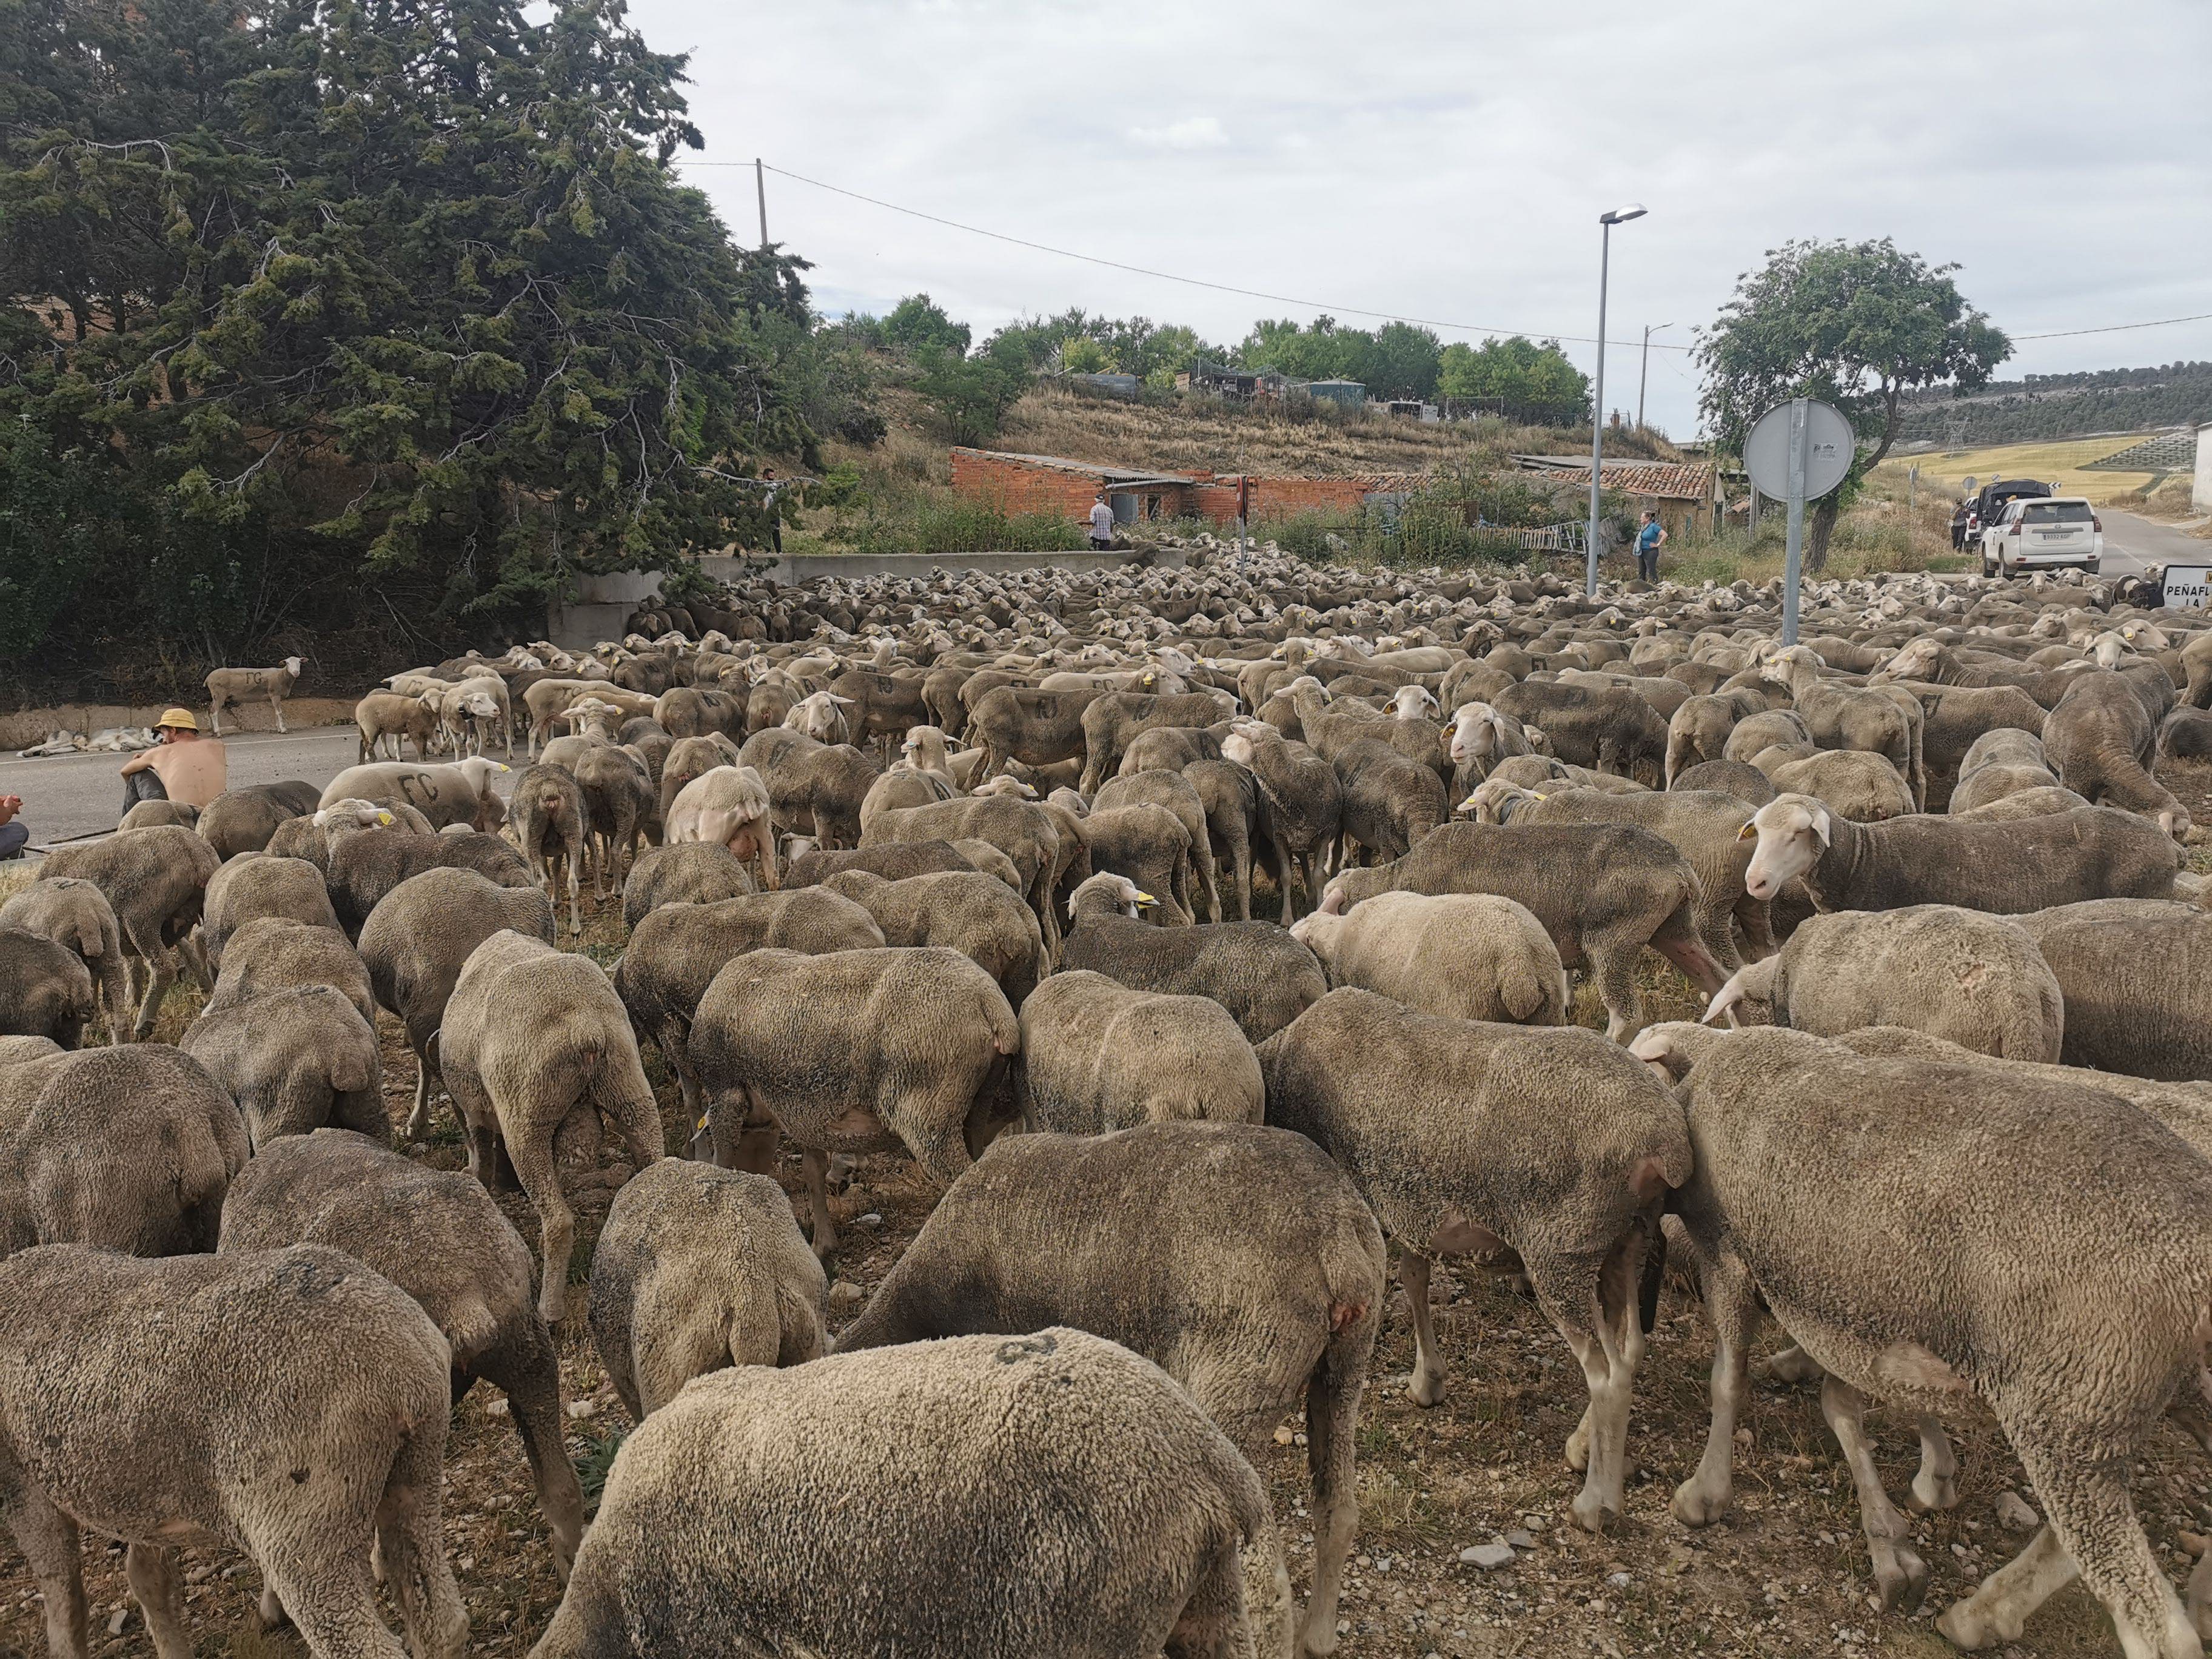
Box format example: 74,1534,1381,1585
755,158,769,251
1637,323,1671,431
1585,206,1647,597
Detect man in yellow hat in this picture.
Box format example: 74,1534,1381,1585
120,708,227,814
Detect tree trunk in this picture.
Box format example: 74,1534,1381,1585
1807,494,1841,571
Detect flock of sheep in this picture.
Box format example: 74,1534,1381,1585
3,540,2212,1659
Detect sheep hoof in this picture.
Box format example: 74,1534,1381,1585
1670,1478,1729,1528
1872,1542,1929,1615
1935,1598,2003,1650
1570,1488,1617,1533
1406,1369,1446,1409
1908,1469,1958,1513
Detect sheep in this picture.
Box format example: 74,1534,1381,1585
573,740,659,891
664,763,779,888
1703,904,2065,1061
0,1244,466,1659
195,780,326,860
179,984,384,1149
432,674,512,758
1096,768,1222,922
1181,755,1259,923
1723,706,1812,767
620,840,752,930
0,879,128,1042
964,684,1104,779
1015,971,1263,1131
0,928,95,1050
1079,689,1239,793
354,688,440,762
118,799,198,831
860,793,1067,958
1219,720,1341,921
1670,757,1777,805
1640,1024,2212,1654
687,945,1020,1257
358,866,558,1141
655,731,740,823
1078,802,1196,925
204,654,305,734
199,852,340,965
2159,706,2212,761
438,929,662,1321
783,838,984,888
739,728,879,852
205,916,377,1028
267,798,423,872
1289,891,1567,1025
1318,821,1725,1041
323,824,532,936
219,1129,588,1578
0,1044,247,1256
780,688,854,744
836,1124,1383,1655
1119,722,1228,776
1324,735,1449,868
531,1328,1281,1659
1758,748,1916,822
1664,689,1773,784
1258,988,1689,1533
36,825,219,1039
614,890,885,1137
2011,899,2212,1081
586,1158,827,1421
1741,793,2179,914
1061,871,1329,1042
1949,726,2062,814
317,756,509,831
821,867,1047,1007
509,761,593,934
2043,668,2190,839
1761,645,1927,806
521,678,656,755
1492,679,1668,785
1892,683,2049,809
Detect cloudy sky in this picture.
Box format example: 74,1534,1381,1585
637,0,2212,437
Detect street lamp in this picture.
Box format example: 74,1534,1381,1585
1585,204,1647,597
1637,321,1673,431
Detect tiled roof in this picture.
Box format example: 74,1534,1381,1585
1520,460,1714,500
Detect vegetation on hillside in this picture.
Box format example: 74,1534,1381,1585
1898,361,2212,446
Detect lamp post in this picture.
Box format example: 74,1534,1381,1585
1637,321,1672,431
1585,204,1647,598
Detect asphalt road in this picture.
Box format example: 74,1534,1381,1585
1,728,519,851
2100,508,2209,578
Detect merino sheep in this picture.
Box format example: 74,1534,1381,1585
837,1123,1385,1655
1079,689,1239,793
1259,988,1690,1532
1219,720,1341,921
204,915,377,1027
2043,668,2190,838
822,867,1047,1007
324,824,532,937
196,780,325,860
509,762,594,935
1062,871,1330,1042
2011,899,2212,1081
205,654,306,734
1493,679,1668,786
531,1328,1279,1659
179,984,384,1148
784,838,982,889
220,1130,588,1578
1016,971,1263,1131
0,879,127,1042
1641,1024,2212,1654
1670,757,1777,805
1079,802,1196,926
1319,821,1726,1041
199,853,340,965
36,825,218,1039
586,1158,826,1421
574,740,659,891
663,763,779,888
1761,646,1926,807
1703,904,2064,1061
354,688,440,762
1290,891,1567,1025
317,757,509,831
687,945,1020,1256
358,867,557,1141
117,799,198,831
620,840,752,930
1758,748,1916,822
1742,794,2179,913
860,793,1067,958
0,928,95,1050
439,930,662,1320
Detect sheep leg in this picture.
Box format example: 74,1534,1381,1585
207,699,224,737
2164,1366,2212,1453
478,1329,587,1581
508,1130,576,1323
5,1484,88,1659
1820,1374,1929,1613
373,1419,469,1659
271,692,287,734
1399,1248,1447,1407
1553,1236,1649,1533
130,948,178,1041
1299,1339,1363,1655
1592,940,1643,1044
1275,843,1301,923
123,1544,192,1659
250,1543,409,1659
1909,1416,1959,1512
404,1031,437,1142
802,1146,839,1259
1672,1250,1754,1526
1939,1526,2080,1652
1165,1539,1265,1659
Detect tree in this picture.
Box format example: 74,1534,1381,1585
1697,238,2009,565
1436,337,1590,426
913,335,1030,446
1366,322,1443,401
881,293,971,357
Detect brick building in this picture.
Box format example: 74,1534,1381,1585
951,447,1421,528
1509,454,1719,539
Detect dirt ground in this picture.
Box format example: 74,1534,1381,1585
5,765,2212,1659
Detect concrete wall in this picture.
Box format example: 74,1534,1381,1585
2196,423,2212,512
1,695,359,751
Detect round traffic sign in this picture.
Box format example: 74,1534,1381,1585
1744,400,1855,500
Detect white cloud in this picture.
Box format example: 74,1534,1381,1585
1127,115,1229,150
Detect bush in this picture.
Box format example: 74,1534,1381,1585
849,497,1087,558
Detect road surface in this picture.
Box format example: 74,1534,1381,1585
2100,509,2209,579
1,728,520,851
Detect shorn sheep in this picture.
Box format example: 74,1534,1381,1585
206,655,306,734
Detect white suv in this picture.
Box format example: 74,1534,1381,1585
1981,497,2102,577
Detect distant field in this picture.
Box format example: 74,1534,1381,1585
1910,435,2159,504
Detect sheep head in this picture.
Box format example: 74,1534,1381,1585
1741,794,1831,900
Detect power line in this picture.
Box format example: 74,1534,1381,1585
677,158,1692,352
2014,310,2212,341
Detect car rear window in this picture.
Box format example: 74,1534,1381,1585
2023,501,2094,524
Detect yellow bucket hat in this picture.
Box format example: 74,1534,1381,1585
155,708,199,731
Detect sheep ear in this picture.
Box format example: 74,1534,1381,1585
1810,808,1832,848
1735,820,1758,842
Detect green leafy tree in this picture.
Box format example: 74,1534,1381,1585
1366,322,1443,401
913,336,1030,446
882,293,971,357
1436,337,1590,425
1697,238,2009,565
1061,335,1111,374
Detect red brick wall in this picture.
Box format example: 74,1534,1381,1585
952,449,1391,526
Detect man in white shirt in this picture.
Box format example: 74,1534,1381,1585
1088,492,1115,550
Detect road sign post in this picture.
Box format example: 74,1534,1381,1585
1744,398,1855,647
1783,401,1808,644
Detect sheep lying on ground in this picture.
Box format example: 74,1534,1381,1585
688,945,1019,1257
179,984,383,1149
220,1130,588,1579
1259,988,1689,1533
2011,898,2212,1081
439,930,662,1320
1290,891,1567,1025
836,1123,1386,1657
0,928,94,1050
587,1158,826,1421
532,1328,1278,1659
205,916,376,1028
1016,971,1262,1132
0,879,127,1042
1640,1023,2212,1655
0,1242,466,1658
1703,904,2064,1062
36,826,218,1039
205,654,305,734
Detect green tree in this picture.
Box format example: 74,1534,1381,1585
913,336,1030,446
882,293,971,357
1436,337,1590,425
1697,238,2009,565
1366,322,1443,400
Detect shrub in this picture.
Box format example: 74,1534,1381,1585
850,497,1088,558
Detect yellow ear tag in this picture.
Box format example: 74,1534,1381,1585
377,812,394,826
1736,822,1758,841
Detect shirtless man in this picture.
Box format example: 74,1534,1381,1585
119,708,227,813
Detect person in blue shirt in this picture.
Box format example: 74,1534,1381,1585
1635,509,1666,581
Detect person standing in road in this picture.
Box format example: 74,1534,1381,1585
1088,491,1116,551
1635,509,1666,582
118,708,227,814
